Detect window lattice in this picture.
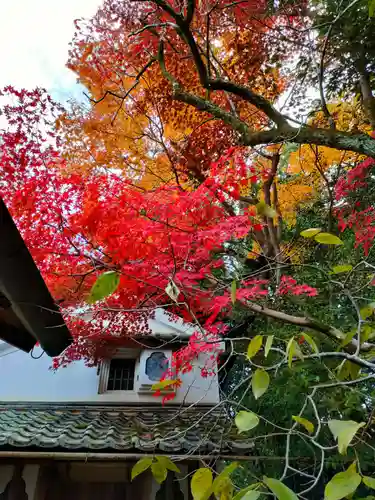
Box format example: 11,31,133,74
107,358,136,391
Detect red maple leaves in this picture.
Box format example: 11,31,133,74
335,139,375,255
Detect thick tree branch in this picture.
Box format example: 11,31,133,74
151,0,375,155
263,153,280,259
241,126,375,158
208,79,287,128
173,86,251,135
242,300,375,354
173,87,375,157
243,301,343,339
186,0,195,25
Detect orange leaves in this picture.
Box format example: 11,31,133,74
59,0,289,188
277,181,315,226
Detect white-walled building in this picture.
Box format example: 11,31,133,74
0,309,251,499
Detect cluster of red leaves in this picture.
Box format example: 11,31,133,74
1,85,323,379
337,206,375,256
335,157,375,200
335,146,375,255
0,86,264,367
206,146,258,203
53,311,152,369
156,326,225,402
278,275,318,297
207,279,269,325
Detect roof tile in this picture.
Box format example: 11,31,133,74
0,406,254,454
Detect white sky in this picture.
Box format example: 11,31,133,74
0,0,102,103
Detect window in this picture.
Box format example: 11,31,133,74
107,358,136,391
98,348,140,394
98,348,175,395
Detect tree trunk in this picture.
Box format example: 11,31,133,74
358,69,375,129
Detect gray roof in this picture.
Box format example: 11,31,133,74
0,405,253,455
0,197,72,356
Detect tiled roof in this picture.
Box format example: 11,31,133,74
0,405,253,455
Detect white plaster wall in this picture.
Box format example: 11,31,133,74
0,344,219,405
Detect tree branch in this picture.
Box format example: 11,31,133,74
173,86,251,136
208,78,287,127
185,0,195,25
150,0,375,157
173,88,375,157
241,300,375,354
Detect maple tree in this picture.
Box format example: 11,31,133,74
2,0,375,498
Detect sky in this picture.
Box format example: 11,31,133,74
0,0,102,103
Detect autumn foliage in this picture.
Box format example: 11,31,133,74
5,0,375,496
1,0,375,382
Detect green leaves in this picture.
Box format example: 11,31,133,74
286,338,303,368
300,228,343,245
131,457,153,480
265,335,274,357
212,463,239,499
247,335,263,359
363,476,375,490
300,228,322,238
331,264,353,274
233,484,261,500
292,415,314,434
324,463,361,500
341,329,357,348
360,302,375,320
337,360,361,381
256,201,277,218
235,411,260,433
315,232,343,245
87,271,120,304
328,420,365,455
263,477,298,500
191,468,213,500
131,456,179,484
235,491,260,500
252,368,270,399
155,456,180,474
231,280,237,304
151,461,168,484
302,333,319,353
369,0,375,17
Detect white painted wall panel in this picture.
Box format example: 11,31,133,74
0,344,219,405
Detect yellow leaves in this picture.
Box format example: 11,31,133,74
164,124,192,142
312,100,371,134
247,241,262,260
277,182,315,226
276,137,362,228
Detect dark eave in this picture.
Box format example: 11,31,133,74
0,197,72,356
